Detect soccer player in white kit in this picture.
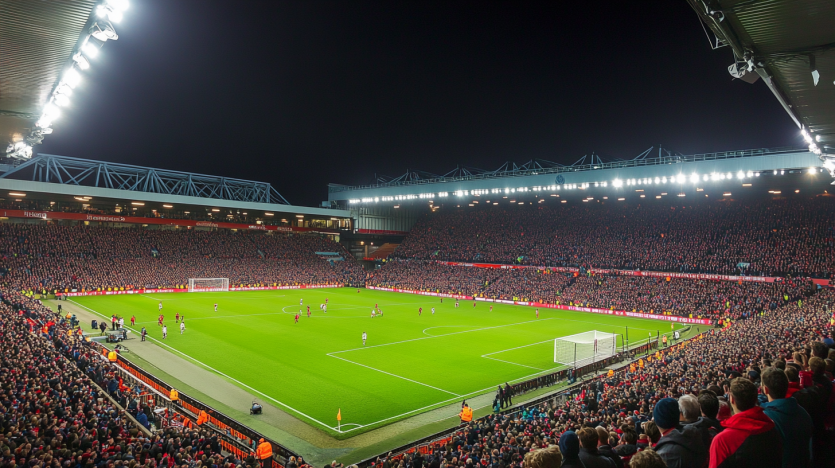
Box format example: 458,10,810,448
162,325,167,339
214,303,218,312
300,298,303,306
432,307,435,315
180,322,186,334
158,302,163,311
362,331,367,346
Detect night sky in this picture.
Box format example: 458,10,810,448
40,1,801,207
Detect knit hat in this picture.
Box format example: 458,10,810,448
652,398,680,430
558,431,579,459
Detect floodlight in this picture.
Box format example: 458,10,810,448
654,177,660,184
82,41,99,59
56,83,73,97
736,171,745,180
703,174,708,181
106,0,130,11
72,53,90,70
746,171,753,177
53,94,70,107
612,179,623,188
64,68,82,88
809,167,817,174
816,135,822,142
43,103,60,118
90,22,118,41
661,176,667,183
689,173,699,184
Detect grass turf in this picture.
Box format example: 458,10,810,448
70,288,685,437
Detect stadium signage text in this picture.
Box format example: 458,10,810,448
58,284,343,297
1,209,338,234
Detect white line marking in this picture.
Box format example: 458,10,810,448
69,295,691,433
482,339,554,357
422,325,471,336
69,300,340,431
327,354,461,397
481,356,546,371
331,317,557,355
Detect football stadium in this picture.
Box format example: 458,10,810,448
1,2,834,468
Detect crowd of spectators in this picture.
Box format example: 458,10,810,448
0,224,364,292
390,286,834,468
368,261,812,320
0,288,265,468
390,198,835,278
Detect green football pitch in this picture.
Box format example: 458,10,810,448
70,288,685,436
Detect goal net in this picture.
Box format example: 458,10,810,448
188,278,230,292
554,330,618,368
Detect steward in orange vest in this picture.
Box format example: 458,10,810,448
170,388,179,402
458,404,473,423
196,410,209,425
107,350,118,362
256,438,272,467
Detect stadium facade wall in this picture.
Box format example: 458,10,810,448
0,209,339,234
351,205,420,233
366,285,712,325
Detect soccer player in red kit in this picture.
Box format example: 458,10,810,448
473,302,476,307
175,312,180,323
158,314,164,326
130,315,136,326
294,314,299,323
419,307,422,316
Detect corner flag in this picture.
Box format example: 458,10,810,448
337,408,341,421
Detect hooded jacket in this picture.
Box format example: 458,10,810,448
655,425,707,468
558,431,585,468
596,445,623,468
686,417,723,448
578,448,614,468
709,406,782,468
761,398,812,468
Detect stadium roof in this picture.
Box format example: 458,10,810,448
328,147,820,203
0,0,98,153
686,0,835,161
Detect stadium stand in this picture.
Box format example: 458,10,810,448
389,198,835,278
0,289,278,468
362,286,834,468
368,260,808,320
0,224,364,293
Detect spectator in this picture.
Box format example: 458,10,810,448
596,426,624,468
522,445,561,468
559,431,584,468
653,398,706,468
709,378,782,468
629,450,667,468
760,367,812,468
577,427,615,468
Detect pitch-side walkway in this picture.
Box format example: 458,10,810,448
58,300,549,465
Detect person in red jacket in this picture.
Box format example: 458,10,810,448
709,378,782,468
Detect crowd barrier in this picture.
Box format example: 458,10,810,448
93,344,298,468
366,285,712,325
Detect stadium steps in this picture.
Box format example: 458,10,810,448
368,243,399,259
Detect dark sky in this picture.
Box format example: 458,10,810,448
40,0,800,206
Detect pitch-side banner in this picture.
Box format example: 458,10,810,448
473,297,712,325
59,284,343,297
366,285,711,325
436,261,780,283
1,209,338,234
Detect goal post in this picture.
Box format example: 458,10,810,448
554,330,618,368
188,278,230,292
